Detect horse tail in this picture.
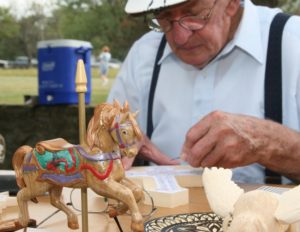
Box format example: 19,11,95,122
12,145,32,189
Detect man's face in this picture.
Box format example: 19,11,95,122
156,0,239,68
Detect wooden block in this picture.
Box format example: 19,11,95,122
173,165,203,188
5,197,17,207
0,192,17,208
127,165,203,208
0,194,8,212
127,165,203,188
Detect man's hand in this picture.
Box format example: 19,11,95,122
122,133,180,170
181,111,298,171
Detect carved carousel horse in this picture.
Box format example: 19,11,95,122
12,101,145,232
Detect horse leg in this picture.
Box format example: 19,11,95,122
102,180,144,232
110,177,144,216
49,186,78,229
17,175,51,227
121,177,144,203
16,187,32,227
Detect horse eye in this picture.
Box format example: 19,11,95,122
122,130,128,135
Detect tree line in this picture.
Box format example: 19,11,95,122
0,0,148,62
0,0,299,62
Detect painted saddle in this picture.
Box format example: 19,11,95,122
25,138,84,186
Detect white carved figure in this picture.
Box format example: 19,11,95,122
202,167,300,232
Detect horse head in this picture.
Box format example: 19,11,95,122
86,100,142,157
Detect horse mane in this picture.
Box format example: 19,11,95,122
128,113,142,140
86,103,119,149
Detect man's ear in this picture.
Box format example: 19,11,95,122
226,0,241,17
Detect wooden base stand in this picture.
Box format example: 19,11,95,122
0,218,36,232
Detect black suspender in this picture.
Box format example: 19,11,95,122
145,13,291,184
265,13,290,123
264,12,291,184
133,35,167,166
147,35,167,139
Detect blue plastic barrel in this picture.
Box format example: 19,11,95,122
37,39,93,105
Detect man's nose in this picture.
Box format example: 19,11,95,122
171,21,193,46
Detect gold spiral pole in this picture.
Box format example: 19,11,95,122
75,59,88,232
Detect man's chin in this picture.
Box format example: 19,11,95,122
175,51,209,68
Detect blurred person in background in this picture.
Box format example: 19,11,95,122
99,45,111,86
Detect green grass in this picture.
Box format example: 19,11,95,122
0,68,118,105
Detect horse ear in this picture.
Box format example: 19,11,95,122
119,112,129,123
113,99,121,110
123,100,130,112
132,110,139,118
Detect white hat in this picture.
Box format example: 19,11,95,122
125,0,188,14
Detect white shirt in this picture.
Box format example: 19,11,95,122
99,52,111,66
107,0,300,184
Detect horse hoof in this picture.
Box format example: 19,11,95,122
108,206,118,218
68,221,79,230
16,219,29,228
108,205,128,217
131,222,144,232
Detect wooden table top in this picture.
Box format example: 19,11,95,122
0,187,212,232
0,185,278,232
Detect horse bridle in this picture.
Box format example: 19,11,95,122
109,114,136,149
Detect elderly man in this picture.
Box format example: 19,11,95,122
107,0,300,184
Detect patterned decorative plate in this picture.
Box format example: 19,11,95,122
144,212,223,232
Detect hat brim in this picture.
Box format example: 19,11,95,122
125,0,188,14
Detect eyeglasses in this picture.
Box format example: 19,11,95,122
148,0,218,33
